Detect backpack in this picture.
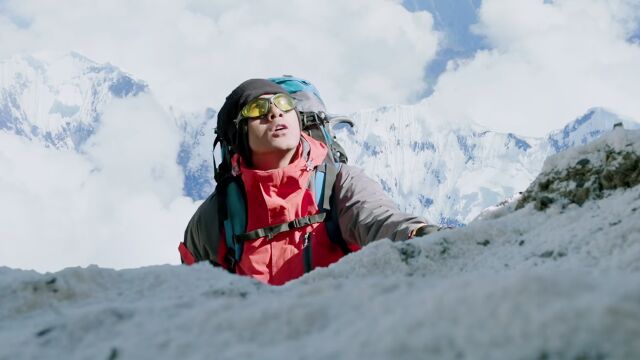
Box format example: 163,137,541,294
213,76,355,272
269,75,353,165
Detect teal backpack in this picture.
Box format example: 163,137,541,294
213,76,354,272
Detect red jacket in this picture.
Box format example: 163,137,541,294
234,134,348,285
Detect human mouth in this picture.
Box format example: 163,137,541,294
273,124,288,133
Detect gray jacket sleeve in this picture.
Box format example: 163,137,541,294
182,192,222,265
333,164,430,246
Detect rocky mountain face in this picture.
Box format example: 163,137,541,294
517,125,640,211
2,52,639,225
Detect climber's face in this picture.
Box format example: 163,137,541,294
245,93,301,158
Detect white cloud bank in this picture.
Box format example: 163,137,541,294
0,0,439,114
424,0,640,136
0,95,196,272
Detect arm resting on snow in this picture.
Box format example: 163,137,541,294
333,165,431,246
181,192,222,266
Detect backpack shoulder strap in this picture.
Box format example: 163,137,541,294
314,156,351,255
217,176,247,272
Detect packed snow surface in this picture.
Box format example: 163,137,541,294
1,130,639,359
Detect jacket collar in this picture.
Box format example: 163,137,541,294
231,132,328,176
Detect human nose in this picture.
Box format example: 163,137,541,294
266,102,284,121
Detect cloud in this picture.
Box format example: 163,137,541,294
2,0,639,138
423,0,640,136
0,0,440,114
0,95,197,272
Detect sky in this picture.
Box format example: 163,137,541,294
1,0,640,272
425,0,640,136
0,0,638,136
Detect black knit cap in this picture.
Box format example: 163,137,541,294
216,79,289,163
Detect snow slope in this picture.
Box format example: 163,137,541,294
1,128,638,360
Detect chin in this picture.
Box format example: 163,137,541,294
274,143,298,152
272,137,299,150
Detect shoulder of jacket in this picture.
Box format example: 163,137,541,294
335,163,364,179
192,191,219,223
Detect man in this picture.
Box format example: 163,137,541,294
179,78,439,285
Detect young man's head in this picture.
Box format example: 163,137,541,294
217,79,302,169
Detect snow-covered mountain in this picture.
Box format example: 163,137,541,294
337,104,640,225
173,107,217,200
547,107,640,152
2,52,639,226
336,104,545,226
0,52,211,199
2,128,638,359
0,52,147,149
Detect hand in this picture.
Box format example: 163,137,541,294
411,224,443,238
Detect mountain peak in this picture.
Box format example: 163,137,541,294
547,107,640,153
0,51,148,149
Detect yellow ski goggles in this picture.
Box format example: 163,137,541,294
240,93,296,119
